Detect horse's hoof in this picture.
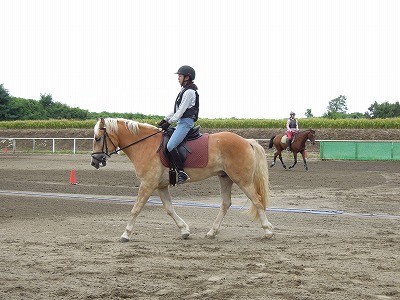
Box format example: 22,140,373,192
264,231,274,239
206,230,217,239
181,233,190,239
120,237,130,243
270,164,274,168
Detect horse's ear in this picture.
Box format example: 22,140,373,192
99,118,105,127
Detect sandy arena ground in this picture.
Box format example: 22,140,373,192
0,152,399,300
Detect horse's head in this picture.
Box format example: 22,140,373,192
91,118,119,169
307,129,316,145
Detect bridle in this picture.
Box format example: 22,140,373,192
307,130,316,144
91,126,162,165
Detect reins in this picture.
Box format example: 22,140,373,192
111,130,162,155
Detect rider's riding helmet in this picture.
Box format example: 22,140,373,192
175,65,196,80
290,111,296,116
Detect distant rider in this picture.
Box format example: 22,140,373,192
286,111,299,151
158,65,199,184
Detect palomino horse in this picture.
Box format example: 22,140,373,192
268,129,316,171
91,118,273,241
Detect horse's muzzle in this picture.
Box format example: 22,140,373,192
91,153,107,169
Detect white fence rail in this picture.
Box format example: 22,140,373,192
0,137,321,154
0,137,93,154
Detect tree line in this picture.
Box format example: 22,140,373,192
0,84,161,121
1,84,399,121
305,95,400,119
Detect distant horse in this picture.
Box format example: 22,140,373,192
268,129,316,170
91,118,273,242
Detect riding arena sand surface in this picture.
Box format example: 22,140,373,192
0,128,399,300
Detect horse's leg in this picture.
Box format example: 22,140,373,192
157,186,190,239
237,182,273,239
206,174,234,239
300,150,308,170
270,150,287,169
289,151,298,169
270,151,278,168
120,184,154,242
278,150,287,169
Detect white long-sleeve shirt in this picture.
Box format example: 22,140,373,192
165,88,197,124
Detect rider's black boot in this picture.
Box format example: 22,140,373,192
169,148,190,184
286,139,291,151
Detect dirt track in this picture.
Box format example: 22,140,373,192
0,153,399,300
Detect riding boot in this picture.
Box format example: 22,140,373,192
169,148,190,184
286,139,291,151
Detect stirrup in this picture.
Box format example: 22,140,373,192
177,171,190,184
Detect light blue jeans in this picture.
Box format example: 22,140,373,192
167,118,195,152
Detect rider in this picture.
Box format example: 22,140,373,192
158,65,199,184
286,111,299,151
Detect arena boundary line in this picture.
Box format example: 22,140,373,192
1,189,399,220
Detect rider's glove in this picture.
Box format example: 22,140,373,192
158,119,167,127
161,121,171,131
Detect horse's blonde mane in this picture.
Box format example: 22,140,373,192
95,118,157,136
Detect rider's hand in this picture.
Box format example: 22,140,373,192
161,121,171,131
158,119,167,127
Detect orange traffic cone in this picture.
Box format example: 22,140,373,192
69,169,77,185
3,147,8,154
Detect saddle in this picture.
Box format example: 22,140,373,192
281,133,297,145
158,125,209,170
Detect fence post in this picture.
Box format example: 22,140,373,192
73,138,76,154
52,139,55,153
33,139,35,153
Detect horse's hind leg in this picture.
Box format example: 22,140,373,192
157,186,190,239
206,174,234,239
270,150,286,169
237,182,274,239
278,152,287,169
270,152,278,168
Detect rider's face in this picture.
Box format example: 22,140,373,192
178,74,185,85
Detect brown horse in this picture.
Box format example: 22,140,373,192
268,129,316,170
91,118,274,242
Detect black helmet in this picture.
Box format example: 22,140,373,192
175,65,196,80
290,111,296,116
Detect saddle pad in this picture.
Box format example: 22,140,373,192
159,134,209,168
281,135,287,144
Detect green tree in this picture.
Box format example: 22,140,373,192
39,93,54,109
323,95,348,119
367,101,400,118
0,84,11,120
305,109,314,118
7,97,46,120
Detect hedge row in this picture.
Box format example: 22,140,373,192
0,117,399,129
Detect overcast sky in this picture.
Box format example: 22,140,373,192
1,0,399,119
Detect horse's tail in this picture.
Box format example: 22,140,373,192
248,139,270,220
268,136,275,149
